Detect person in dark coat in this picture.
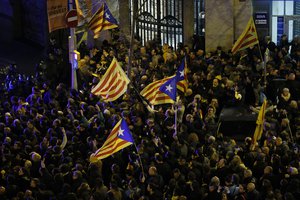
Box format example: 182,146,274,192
246,182,261,200
205,176,222,200
146,183,163,200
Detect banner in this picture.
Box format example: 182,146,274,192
47,0,68,32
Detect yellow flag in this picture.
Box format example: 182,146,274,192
252,99,267,150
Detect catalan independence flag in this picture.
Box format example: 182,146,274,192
231,17,259,55
90,119,134,162
91,57,130,102
88,3,118,38
159,76,177,101
75,0,103,26
141,72,187,106
176,58,188,93
140,77,175,105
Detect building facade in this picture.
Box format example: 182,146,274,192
0,0,298,52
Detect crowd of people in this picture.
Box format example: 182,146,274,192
0,32,300,200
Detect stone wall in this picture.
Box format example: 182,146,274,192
22,0,47,46
205,0,252,53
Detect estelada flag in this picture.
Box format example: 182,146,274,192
91,57,129,102
47,0,68,32
90,119,134,162
141,72,187,106
176,58,188,93
88,3,118,38
140,77,175,105
231,17,259,55
75,0,103,26
159,76,177,101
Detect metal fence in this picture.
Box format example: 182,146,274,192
133,0,183,49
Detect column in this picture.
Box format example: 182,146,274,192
118,0,131,38
183,0,194,48
205,0,234,52
205,0,253,52
234,0,253,41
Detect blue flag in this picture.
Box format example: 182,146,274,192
175,58,188,92
103,3,118,25
90,119,134,162
176,59,185,81
88,3,118,38
118,119,134,143
158,58,188,102
159,76,177,101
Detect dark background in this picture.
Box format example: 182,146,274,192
0,0,50,75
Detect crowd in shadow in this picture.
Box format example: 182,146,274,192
0,33,300,200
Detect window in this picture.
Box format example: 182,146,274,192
271,0,300,44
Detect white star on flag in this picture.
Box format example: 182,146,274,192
105,13,110,19
118,128,124,136
179,70,184,77
166,84,173,92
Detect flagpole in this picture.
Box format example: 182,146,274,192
174,91,178,137
130,83,153,108
174,103,178,136
263,48,268,92
254,7,267,93
284,113,294,143
133,143,145,181
233,0,236,42
257,43,267,91
127,0,148,94
127,0,137,94
215,117,222,136
68,0,78,90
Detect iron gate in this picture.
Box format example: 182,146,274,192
134,0,183,49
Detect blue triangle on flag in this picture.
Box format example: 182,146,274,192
176,59,185,82
104,3,118,25
117,119,134,143
159,77,177,101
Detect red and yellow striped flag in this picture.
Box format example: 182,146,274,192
91,57,129,102
176,58,188,93
90,119,134,162
140,77,175,105
231,17,259,55
140,74,187,106
88,3,118,38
